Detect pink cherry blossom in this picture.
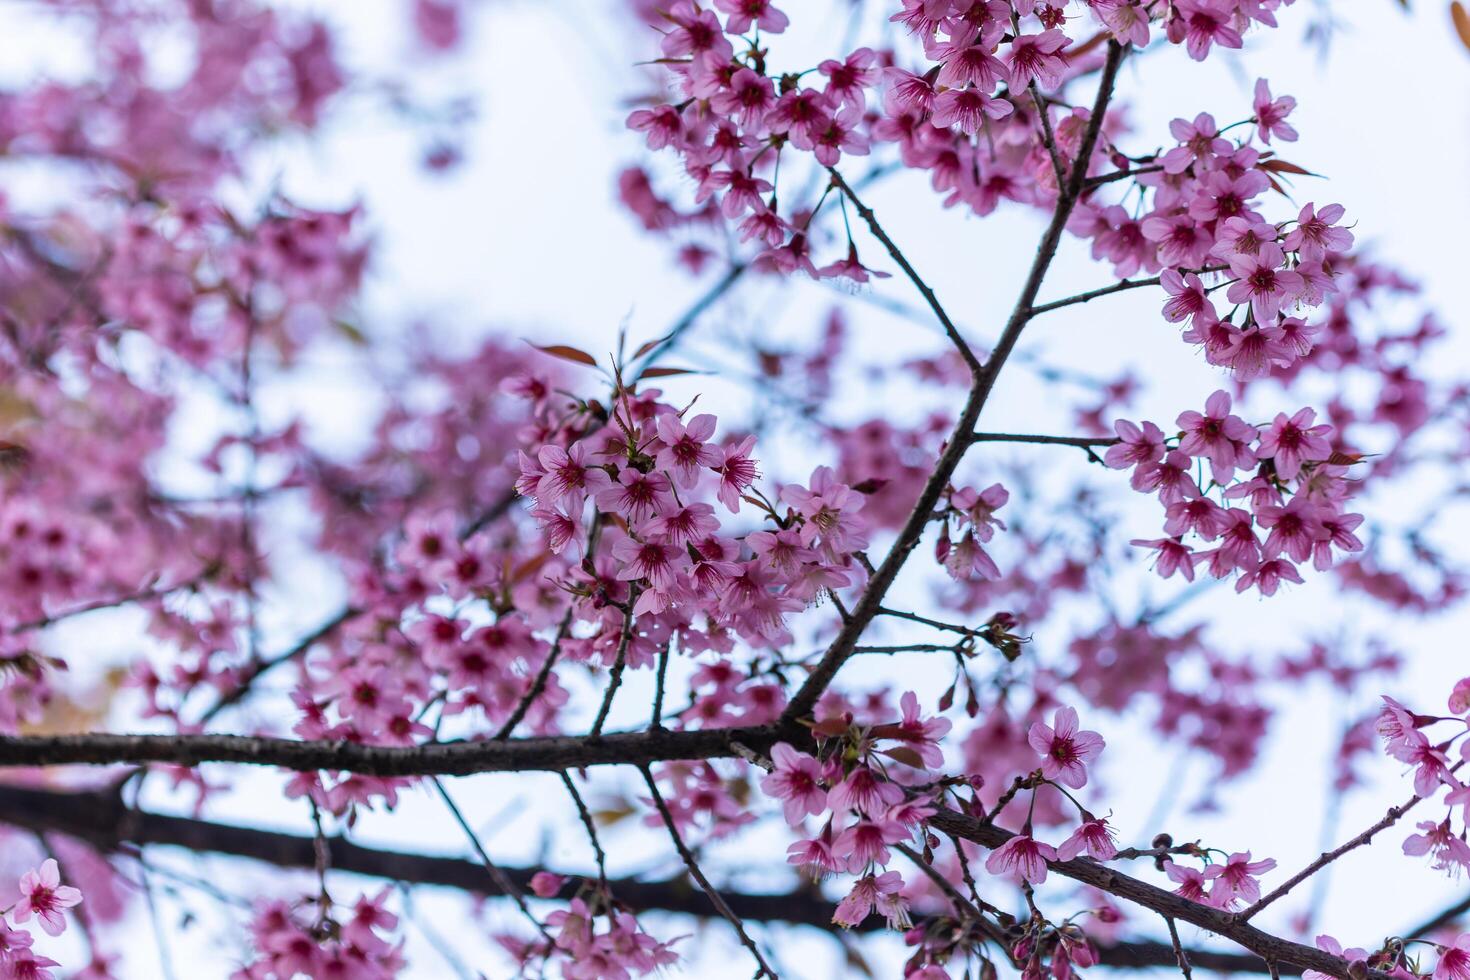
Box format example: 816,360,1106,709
1252,79,1298,144
761,742,828,825
1028,706,1106,788
1057,817,1119,861
985,835,1058,885
13,859,82,937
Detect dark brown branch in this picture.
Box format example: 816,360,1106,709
1029,264,1229,317
1028,275,1165,317
0,781,1279,972
0,722,810,776
493,607,575,740
590,602,637,738
876,606,991,639
1164,915,1194,980
779,41,1129,724
432,776,552,943
1085,164,1165,188
1030,82,1068,188
639,766,779,978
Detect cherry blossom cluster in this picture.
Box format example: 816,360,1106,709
626,0,1318,286
514,384,864,653
1109,389,1364,595
759,694,953,929
1080,84,1357,385
529,891,680,979
234,890,403,980
1299,930,1470,980
1377,688,1470,878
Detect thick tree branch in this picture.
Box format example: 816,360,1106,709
0,723,810,776
0,782,1293,974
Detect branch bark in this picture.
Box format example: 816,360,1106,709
0,723,809,776
0,781,1293,974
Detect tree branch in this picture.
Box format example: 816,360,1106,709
968,431,1119,450
630,262,748,382
827,167,981,375
640,765,779,978
0,723,810,776
0,781,1284,972
1027,275,1165,317
930,806,1381,979
780,41,1129,724
197,605,360,725
1240,782,1437,923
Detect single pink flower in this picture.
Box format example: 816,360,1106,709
655,412,723,489
13,859,82,937
985,835,1058,885
1104,419,1165,470
1226,243,1304,325
1163,859,1221,904
1437,936,1470,980
760,742,829,825
1177,390,1257,484
1005,29,1070,91
1057,817,1119,861
1028,705,1105,788
1211,850,1277,906
1252,78,1298,144
1256,408,1334,480
1131,537,1198,582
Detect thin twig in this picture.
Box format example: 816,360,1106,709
896,841,988,929
560,771,609,890
198,605,359,724
639,765,779,978
1028,274,1165,317
631,262,748,381
877,606,989,639
1030,82,1068,188
969,431,1119,450
1240,774,1454,922
652,639,671,730
1085,164,1165,188
1165,915,1195,980
430,777,554,943
308,798,332,926
827,167,980,375
589,602,636,738
494,607,575,740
